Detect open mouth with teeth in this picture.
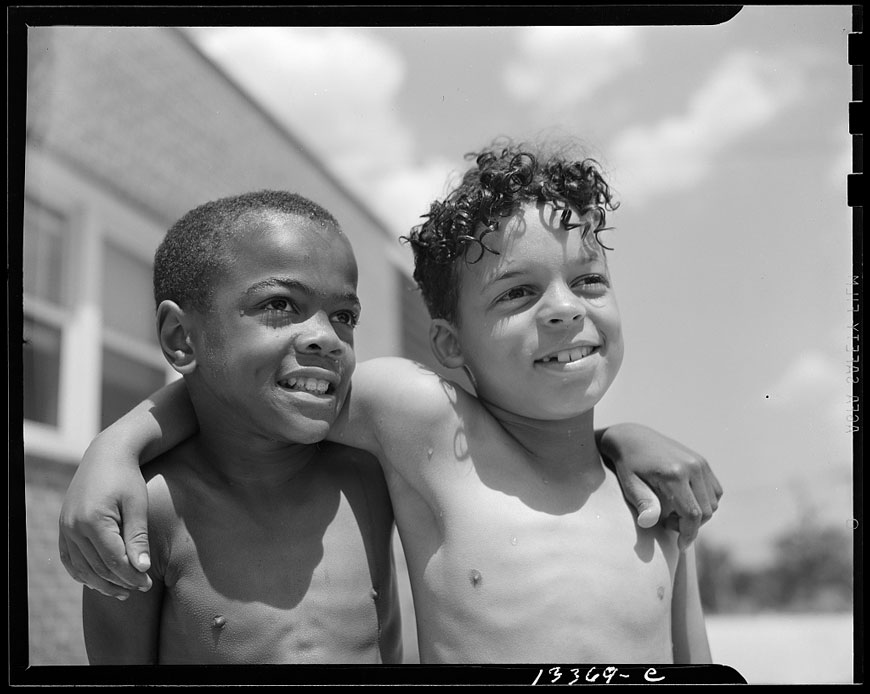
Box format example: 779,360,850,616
536,345,597,365
277,377,336,396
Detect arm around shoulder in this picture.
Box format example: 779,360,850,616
58,378,197,595
328,356,461,453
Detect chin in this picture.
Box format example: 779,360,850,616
281,418,334,444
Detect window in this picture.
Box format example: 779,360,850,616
102,240,158,343
22,316,62,426
22,159,169,458
100,348,167,430
24,196,68,308
23,196,70,427
100,239,166,428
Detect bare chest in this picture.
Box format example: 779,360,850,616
394,455,679,662
436,471,675,602
155,495,386,664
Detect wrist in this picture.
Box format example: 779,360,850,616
597,422,650,461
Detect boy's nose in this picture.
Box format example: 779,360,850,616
539,289,586,327
544,310,584,327
297,312,346,357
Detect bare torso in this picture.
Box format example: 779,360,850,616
145,441,401,664
353,359,680,664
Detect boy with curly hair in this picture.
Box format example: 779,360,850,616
393,140,712,661
61,139,718,664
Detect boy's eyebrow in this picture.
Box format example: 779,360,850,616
244,277,360,306
483,269,525,287
484,249,607,288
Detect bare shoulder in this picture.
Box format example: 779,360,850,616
354,357,474,428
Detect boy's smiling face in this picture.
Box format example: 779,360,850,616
448,202,624,421
186,212,360,444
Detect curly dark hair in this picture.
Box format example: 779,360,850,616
153,190,340,313
402,138,619,324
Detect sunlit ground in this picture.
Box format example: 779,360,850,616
706,612,853,685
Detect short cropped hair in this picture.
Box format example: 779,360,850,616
402,138,619,324
153,190,340,313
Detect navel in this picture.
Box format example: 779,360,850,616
657,586,665,600
469,569,483,588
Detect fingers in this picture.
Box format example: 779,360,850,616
636,500,661,530
688,458,722,528
671,475,716,550
709,465,724,503
669,455,724,549
616,468,663,529
58,532,134,600
121,492,153,578
662,512,681,533
90,526,152,592
677,512,701,552
60,514,151,593
690,477,715,527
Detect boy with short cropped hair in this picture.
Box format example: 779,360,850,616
63,140,720,663
81,191,402,664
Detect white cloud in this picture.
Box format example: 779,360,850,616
765,350,842,404
502,26,642,109
761,350,854,442
187,27,483,242
369,156,462,244
609,50,805,205
187,27,415,190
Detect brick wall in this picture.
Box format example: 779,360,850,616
25,25,404,361
24,455,88,664
19,25,420,666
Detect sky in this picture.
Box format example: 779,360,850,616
180,6,855,566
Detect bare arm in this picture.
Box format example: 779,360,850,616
57,360,391,599
58,378,197,598
335,361,726,549
670,545,712,664
82,569,165,664
323,370,381,455
596,423,723,549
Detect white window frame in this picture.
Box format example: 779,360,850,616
23,147,174,463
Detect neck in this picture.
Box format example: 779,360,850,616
478,397,602,478
188,400,319,489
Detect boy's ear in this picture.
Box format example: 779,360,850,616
429,319,465,369
156,300,197,375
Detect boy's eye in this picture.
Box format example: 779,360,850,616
497,286,533,303
574,274,609,292
333,310,360,328
262,298,294,312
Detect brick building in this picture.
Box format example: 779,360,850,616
18,26,432,665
